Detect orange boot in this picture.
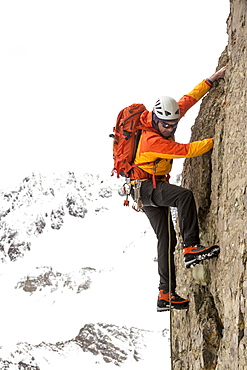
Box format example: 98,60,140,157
157,290,189,312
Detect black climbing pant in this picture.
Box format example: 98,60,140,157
140,180,200,292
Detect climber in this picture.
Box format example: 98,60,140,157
131,66,226,311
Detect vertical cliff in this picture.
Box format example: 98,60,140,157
172,1,247,369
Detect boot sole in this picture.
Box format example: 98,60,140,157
185,247,220,269
157,304,189,312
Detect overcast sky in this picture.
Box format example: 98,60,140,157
0,0,229,188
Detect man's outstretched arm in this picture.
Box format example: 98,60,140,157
208,66,226,83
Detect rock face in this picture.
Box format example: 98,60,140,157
172,1,247,369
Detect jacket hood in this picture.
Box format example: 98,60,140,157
140,110,153,128
140,110,167,135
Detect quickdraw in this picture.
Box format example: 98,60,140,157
121,179,146,212
131,180,144,212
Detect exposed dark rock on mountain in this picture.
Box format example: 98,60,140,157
0,172,119,264
0,323,166,369
0,171,165,369
15,266,96,294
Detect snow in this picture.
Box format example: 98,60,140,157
0,172,171,369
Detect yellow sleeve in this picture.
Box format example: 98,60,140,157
139,137,214,160
178,80,212,119
186,79,212,101
186,138,214,157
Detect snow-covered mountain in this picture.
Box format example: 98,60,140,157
0,171,170,369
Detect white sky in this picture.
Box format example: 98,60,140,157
0,0,229,187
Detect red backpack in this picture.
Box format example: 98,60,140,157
110,103,154,179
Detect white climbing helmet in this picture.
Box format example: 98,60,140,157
153,96,180,121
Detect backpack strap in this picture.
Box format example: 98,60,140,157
130,127,161,188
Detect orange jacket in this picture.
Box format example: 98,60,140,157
132,79,214,180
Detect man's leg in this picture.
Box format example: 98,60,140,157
150,181,220,268
142,205,189,311
142,205,177,293
151,181,200,246
140,181,191,310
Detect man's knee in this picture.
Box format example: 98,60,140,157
178,188,194,202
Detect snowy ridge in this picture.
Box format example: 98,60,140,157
15,266,97,294
0,172,118,263
0,171,170,369
0,324,168,370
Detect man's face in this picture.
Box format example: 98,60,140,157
157,120,178,138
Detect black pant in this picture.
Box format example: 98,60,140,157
140,180,200,292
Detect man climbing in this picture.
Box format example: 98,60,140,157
131,66,226,311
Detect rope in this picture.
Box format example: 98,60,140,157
168,206,174,370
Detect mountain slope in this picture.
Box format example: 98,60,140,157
0,171,169,369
